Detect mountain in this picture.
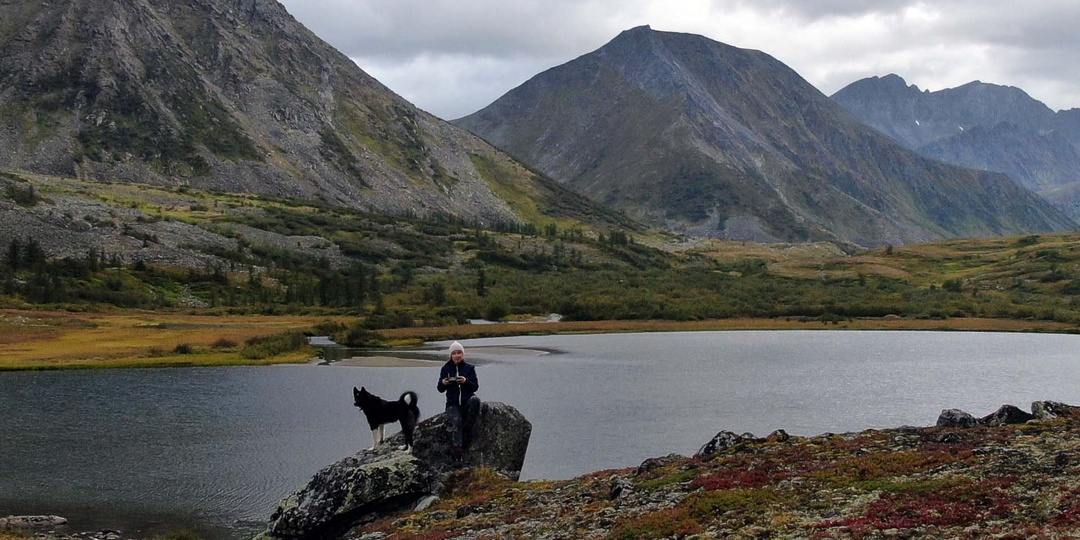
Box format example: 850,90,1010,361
0,0,626,230
832,75,1080,220
454,26,1075,247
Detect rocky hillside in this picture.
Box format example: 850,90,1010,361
346,401,1080,539
0,0,615,228
832,75,1080,220
454,26,1075,248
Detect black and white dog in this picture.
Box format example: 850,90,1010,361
352,386,420,453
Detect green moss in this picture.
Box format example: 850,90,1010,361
636,469,698,491
686,488,785,516
855,477,967,495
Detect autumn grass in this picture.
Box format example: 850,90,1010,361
0,309,348,370
378,316,1075,343
3,308,1074,371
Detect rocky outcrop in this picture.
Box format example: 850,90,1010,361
262,401,530,540
695,429,790,459
937,408,979,428
352,399,1080,539
0,515,68,529
937,400,1078,428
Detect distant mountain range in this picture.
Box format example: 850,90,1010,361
0,0,625,230
832,74,1080,220
1,4,1074,250
455,26,1074,247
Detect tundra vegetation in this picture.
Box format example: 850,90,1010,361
352,415,1080,539
1,171,1079,369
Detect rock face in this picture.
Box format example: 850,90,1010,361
263,401,531,540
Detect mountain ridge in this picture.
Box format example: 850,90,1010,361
832,74,1080,220
0,0,630,231
455,26,1075,247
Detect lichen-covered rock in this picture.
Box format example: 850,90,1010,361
266,454,435,540
980,404,1036,426
695,430,752,459
400,401,531,480
937,408,978,428
1032,400,1080,419
263,402,530,540
0,515,68,529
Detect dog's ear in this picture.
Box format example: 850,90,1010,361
353,386,361,397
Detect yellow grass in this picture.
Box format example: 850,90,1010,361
0,309,347,370
2,308,1074,371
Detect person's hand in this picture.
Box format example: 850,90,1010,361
456,376,466,384
442,377,452,385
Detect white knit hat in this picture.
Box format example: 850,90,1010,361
449,341,465,356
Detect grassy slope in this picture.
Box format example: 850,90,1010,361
2,172,1080,370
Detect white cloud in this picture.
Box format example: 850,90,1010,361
279,0,1080,118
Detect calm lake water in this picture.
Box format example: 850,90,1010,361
2,330,1078,538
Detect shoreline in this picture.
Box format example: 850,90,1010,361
3,315,1077,371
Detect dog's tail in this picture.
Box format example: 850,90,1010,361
400,391,420,416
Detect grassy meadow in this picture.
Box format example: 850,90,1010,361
0,309,349,370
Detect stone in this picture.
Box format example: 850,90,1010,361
980,404,1036,426
695,431,752,459
610,477,634,500
936,408,978,428
0,515,68,529
263,401,530,540
635,454,684,476
400,401,531,480
766,429,791,443
1032,401,1080,420
412,495,440,512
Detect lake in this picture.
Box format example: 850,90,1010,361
2,330,1077,538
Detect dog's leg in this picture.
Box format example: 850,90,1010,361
378,425,386,448
369,428,380,451
399,413,416,453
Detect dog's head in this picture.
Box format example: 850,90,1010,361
353,386,372,409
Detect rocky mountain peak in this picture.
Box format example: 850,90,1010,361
833,73,1080,220
0,0,623,231
456,27,1074,246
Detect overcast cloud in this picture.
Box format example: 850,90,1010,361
277,0,1080,120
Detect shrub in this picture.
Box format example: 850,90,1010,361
210,338,237,349
335,323,385,347
312,320,347,336
241,332,308,359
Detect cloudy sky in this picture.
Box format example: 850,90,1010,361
277,0,1080,120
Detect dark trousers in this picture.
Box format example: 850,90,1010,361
446,395,481,448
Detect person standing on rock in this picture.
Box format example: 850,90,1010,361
437,341,480,461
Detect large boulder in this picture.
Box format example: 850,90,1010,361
980,404,1037,426
1032,401,1080,420
937,401,1079,429
937,408,978,428
695,431,752,459
405,401,532,479
263,401,531,540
